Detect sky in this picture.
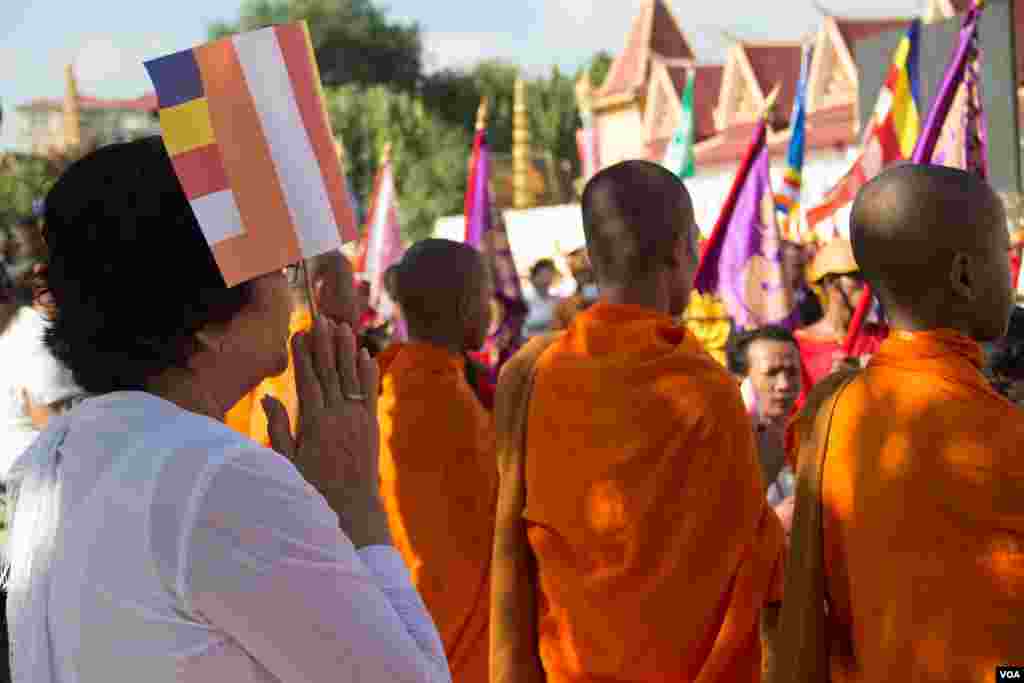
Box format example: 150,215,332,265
1,0,930,150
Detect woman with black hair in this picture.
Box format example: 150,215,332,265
4,137,450,683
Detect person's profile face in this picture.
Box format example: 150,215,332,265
830,273,866,308
747,339,802,421
231,270,293,379
468,267,494,350
531,266,556,293
975,210,1014,341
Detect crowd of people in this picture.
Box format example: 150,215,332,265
0,136,1022,682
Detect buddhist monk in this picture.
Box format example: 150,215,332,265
794,239,887,387
492,160,785,683
778,164,1023,682
225,251,359,446
376,238,497,683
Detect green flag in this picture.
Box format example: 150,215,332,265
663,69,696,178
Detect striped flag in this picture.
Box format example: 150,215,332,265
662,68,696,179
356,153,403,321
144,22,358,287
806,20,920,242
775,44,811,241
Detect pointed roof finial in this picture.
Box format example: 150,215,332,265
63,63,81,150
475,97,489,131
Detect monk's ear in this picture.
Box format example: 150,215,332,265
950,251,976,301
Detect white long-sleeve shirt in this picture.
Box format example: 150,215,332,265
20,391,450,683
0,306,81,478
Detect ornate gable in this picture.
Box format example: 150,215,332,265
642,61,682,144
715,43,769,129
806,18,859,112
595,0,695,110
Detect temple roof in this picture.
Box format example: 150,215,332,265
595,0,695,105
669,64,724,140
742,43,805,127
833,18,911,50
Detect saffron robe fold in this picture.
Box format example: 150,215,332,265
524,302,785,683
377,342,499,683
225,307,312,446
791,329,1024,682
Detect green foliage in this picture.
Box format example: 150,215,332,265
209,0,422,93
0,154,66,229
587,51,614,90
325,85,470,244
421,60,581,176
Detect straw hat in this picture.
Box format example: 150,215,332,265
805,238,859,285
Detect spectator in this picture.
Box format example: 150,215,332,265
727,326,802,508
523,258,560,338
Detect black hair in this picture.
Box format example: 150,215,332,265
43,136,253,394
726,326,799,376
529,259,556,280
990,307,1024,381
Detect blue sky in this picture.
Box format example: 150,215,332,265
2,0,926,150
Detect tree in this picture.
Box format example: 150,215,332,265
0,153,74,229
587,51,614,90
325,85,471,243
209,0,422,93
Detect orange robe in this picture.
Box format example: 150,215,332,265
525,302,785,683
225,307,312,446
377,342,498,683
803,329,1024,681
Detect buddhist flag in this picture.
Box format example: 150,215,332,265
775,44,811,241
806,20,920,241
144,22,358,287
694,118,796,330
662,68,695,179
357,153,403,321
465,126,528,370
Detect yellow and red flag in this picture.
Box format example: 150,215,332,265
806,20,920,242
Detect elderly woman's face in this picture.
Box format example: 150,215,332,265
228,270,293,379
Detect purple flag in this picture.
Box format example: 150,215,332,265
695,122,796,330
463,129,528,371
913,2,983,164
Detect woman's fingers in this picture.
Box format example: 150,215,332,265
336,323,362,400
357,347,379,416
262,396,295,460
311,317,343,403
292,331,324,427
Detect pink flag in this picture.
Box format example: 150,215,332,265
358,158,403,321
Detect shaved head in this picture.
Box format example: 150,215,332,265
850,164,1012,340
581,160,698,315
394,239,492,351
